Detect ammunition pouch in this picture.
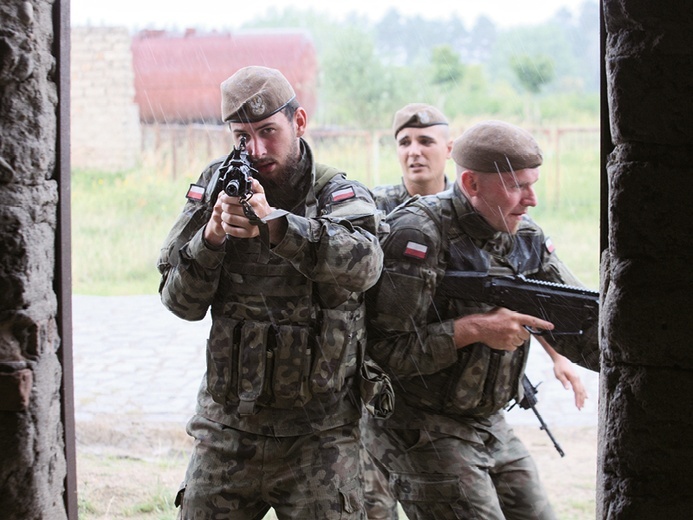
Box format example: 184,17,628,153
205,306,366,415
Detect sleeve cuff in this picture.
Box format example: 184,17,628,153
270,213,306,259
428,319,459,368
185,227,226,269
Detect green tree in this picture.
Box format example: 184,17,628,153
430,44,464,113
431,44,464,86
510,53,555,94
510,53,555,123
320,27,405,129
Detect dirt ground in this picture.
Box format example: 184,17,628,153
76,419,597,519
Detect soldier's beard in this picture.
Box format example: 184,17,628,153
259,141,305,210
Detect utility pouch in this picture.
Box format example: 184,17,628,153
359,354,394,419
310,307,362,396
205,316,241,405
271,324,312,408
237,321,271,415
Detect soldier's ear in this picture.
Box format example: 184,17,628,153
294,107,308,137
460,171,478,196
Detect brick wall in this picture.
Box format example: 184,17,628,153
71,27,141,172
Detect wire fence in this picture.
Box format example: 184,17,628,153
141,123,600,211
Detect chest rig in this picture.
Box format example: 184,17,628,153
205,165,366,415
411,193,546,417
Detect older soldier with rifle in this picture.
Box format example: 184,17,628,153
365,120,600,520
158,66,390,519
364,107,588,520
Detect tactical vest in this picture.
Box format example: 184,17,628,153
401,192,546,418
204,164,368,415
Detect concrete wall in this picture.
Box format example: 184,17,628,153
70,27,141,172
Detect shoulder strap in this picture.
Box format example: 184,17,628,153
314,164,344,194
415,194,453,251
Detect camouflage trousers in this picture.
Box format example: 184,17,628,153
176,415,365,519
364,419,556,520
360,412,399,519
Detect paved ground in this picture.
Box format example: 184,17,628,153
72,295,600,430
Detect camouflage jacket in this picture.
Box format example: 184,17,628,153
366,183,599,430
372,177,451,215
157,139,385,436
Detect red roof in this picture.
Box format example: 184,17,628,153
132,29,318,123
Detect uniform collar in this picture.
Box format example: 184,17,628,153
450,182,505,242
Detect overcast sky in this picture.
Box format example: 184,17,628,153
71,0,594,30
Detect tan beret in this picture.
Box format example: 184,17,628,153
452,120,543,173
392,103,448,137
221,66,296,123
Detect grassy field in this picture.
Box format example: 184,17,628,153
71,128,601,295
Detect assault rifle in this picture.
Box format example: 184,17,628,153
208,135,260,224
508,375,565,457
439,272,599,456
438,272,599,340
214,135,257,201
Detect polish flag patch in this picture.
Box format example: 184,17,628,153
545,237,555,253
186,184,205,201
404,241,428,260
332,187,355,202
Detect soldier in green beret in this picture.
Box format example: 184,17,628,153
158,65,391,519
372,103,453,215
364,120,600,519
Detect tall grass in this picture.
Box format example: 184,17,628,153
71,130,600,295
71,168,192,295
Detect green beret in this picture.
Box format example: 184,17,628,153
392,103,448,137
452,120,543,173
221,66,296,123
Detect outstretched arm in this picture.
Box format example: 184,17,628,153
537,336,588,410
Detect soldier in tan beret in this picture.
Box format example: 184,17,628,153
364,120,600,519
363,103,454,519
372,103,453,215
158,65,391,519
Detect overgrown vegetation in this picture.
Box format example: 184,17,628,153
72,128,599,295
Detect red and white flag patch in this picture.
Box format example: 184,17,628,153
186,184,205,201
332,187,355,202
404,241,428,260
545,237,555,253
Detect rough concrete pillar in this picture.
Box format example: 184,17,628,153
599,0,693,517
0,0,68,518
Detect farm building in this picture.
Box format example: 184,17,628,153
70,27,319,171
131,29,318,124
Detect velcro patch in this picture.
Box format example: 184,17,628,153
186,184,205,201
545,237,555,253
404,241,428,260
332,187,355,202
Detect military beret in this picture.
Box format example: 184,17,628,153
451,120,543,173
221,66,296,123
392,103,448,138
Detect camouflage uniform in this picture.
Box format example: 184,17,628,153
364,102,452,519
372,177,451,216
366,177,451,520
364,183,600,520
158,138,387,519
